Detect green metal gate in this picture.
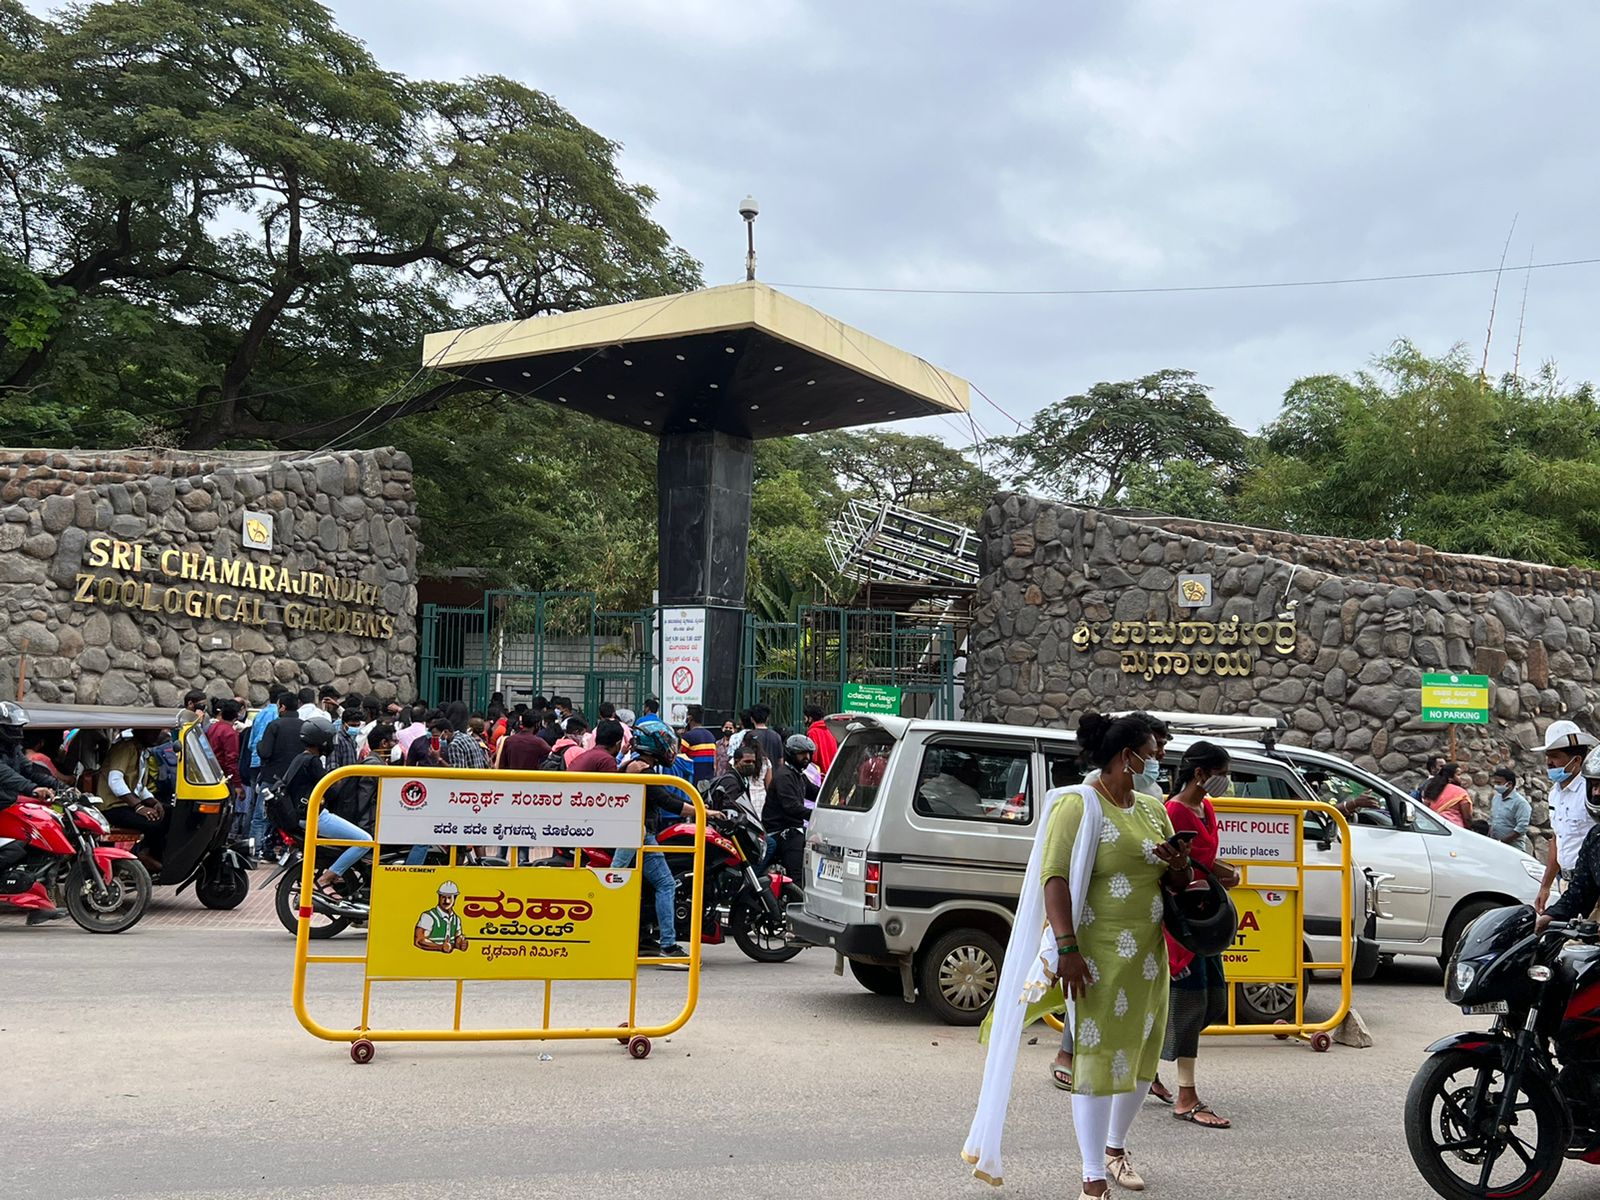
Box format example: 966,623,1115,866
418,591,653,714
739,605,959,730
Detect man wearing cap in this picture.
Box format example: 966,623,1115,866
1535,720,1598,913
415,880,468,953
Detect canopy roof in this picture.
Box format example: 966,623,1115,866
422,282,970,440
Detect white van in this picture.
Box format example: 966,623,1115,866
790,714,1381,1025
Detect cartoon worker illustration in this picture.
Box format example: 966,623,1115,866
414,880,469,954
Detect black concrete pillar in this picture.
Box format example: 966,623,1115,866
657,431,753,724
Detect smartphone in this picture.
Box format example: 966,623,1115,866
1166,830,1199,850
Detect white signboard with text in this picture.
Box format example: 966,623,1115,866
661,606,708,725
376,776,645,848
1213,808,1300,863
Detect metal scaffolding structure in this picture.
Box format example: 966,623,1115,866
825,498,980,589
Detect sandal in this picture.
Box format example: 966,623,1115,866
1149,1077,1175,1105
315,876,346,902
1050,1064,1074,1091
1173,1102,1231,1129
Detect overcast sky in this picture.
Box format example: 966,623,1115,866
298,4,1600,446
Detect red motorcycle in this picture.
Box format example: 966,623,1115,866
0,788,152,933
537,810,802,963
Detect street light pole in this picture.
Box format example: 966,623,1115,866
740,195,759,281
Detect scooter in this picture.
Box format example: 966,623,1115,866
0,787,152,933
1405,904,1600,1200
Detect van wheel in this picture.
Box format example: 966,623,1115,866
919,928,1003,1025
849,960,903,997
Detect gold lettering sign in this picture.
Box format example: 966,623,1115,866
74,536,397,641
1071,607,1298,680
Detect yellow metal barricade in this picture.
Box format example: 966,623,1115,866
289,764,705,1063
1041,797,1353,1052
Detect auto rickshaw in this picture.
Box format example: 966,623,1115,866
27,702,252,910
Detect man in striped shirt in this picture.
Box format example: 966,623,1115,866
680,705,717,787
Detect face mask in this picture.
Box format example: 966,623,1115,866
1130,752,1159,790
1202,774,1230,797
1493,782,1509,795
1548,764,1575,783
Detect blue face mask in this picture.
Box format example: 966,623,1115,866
1548,764,1574,783
1132,753,1161,792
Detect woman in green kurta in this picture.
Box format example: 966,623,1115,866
1043,713,1186,1199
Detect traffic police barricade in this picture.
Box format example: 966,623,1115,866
289,764,706,1063
1045,796,1354,1053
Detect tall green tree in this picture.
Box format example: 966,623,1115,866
0,0,697,450
1237,342,1600,564
807,428,995,528
992,368,1248,505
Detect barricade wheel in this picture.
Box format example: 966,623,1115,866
1273,1019,1291,1041
350,1038,376,1064
617,1022,630,1046
1310,1032,1333,1053
628,1036,652,1060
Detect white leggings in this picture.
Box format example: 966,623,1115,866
1072,1081,1152,1182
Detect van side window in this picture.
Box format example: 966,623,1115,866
913,744,1032,823
1220,768,1297,802
1046,752,1086,790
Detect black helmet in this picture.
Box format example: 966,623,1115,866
1161,869,1239,958
300,718,337,750
0,700,28,744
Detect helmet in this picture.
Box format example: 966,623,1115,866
633,726,678,763
437,881,459,897
1582,747,1600,820
785,734,817,756
0,700,26,744
1540,720,1597,753
300,718,337,750
1161,871,1239,958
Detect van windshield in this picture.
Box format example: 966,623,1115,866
818,729,894,813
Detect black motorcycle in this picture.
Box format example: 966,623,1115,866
1405,904,1600,1200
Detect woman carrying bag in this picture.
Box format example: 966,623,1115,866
1158,741,1241,1129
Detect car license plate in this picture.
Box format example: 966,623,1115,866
1462,1002,1509,1016
818,857,844,883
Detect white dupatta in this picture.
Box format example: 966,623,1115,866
961,784,1103,1186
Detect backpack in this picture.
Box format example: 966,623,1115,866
149,743,179,804
266,754,317,833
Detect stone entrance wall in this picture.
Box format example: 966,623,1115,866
0,447,419,707
968,493,1600,834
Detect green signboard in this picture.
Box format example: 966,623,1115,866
841,683,903,716
1420,672,1490,725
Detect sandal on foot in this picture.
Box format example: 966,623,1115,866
1149,1078,1175,1105
1051,1064,1074,1091
1106,1154,1145,1191
1173,1102,1231,1129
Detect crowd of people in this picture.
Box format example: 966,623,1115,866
204,687,834,957
1408,753,1536,852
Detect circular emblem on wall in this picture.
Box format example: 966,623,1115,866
245,518,271,545
1180,579,1208,604
399,780,428,810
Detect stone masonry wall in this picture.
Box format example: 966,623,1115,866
0,447,419,708
967,493,1600,846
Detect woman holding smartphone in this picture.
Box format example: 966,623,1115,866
1158,740,1240,1128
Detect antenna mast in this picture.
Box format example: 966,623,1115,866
1480,214,1518,381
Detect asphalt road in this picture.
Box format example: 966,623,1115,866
3,918,1592,1200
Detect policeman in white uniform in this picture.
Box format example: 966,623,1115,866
1535,719,1599,914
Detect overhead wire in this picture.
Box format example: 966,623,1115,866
769,253,1600,297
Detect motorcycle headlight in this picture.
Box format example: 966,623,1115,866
1454,961,1478,996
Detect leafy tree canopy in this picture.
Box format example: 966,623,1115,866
991,368,1248,505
